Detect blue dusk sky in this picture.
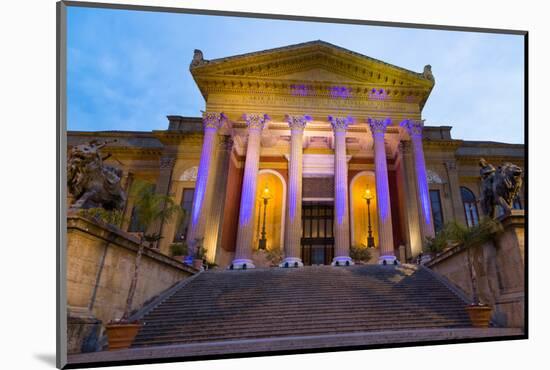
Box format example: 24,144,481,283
67,6,525,144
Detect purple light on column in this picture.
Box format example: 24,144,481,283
400,119,433,228
416,158,432,226
190,126,217,227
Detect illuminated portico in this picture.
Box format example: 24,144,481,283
184,40,438,268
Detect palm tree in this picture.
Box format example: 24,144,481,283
442,218,503,305
121,180,184,321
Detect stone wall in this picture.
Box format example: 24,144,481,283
67,214,196,353
426,211,525,328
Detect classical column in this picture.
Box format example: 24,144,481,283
204,135,234,263
231,113,269,269
368,118,396,264
401,119,435,242
281,115,310,268
399,141,423,258
186,112,225,258
329,116,353,266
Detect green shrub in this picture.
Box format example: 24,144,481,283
79,207,124,227
169,242,188,256
350,245,372,262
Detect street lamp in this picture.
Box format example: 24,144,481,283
363,188,375,248
258,184,272,250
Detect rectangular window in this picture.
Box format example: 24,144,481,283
128,183,156,233
173,188,195,242
429,189,444,233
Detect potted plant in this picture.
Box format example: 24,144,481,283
192,238,206,270
169,242,188,262
105,180,184,350
443,218,503,327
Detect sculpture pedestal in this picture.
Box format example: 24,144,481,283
229,259,256,270
331,256,354,267
378,255,400,265
279,257,304,268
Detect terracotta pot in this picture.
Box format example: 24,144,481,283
465,305,492,328
105,323,141,350
192,258,204,270
172,255,186,263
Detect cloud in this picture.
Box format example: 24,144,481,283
66,7,524,144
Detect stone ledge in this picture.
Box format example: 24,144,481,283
67,214,197,274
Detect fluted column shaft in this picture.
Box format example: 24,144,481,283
401,120,435,242
203,136,234,263
232,114,268,269
282,115,310,267
329,116,353,266
187,113,225,256
368,118,395,262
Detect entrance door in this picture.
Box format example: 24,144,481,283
301,203,334,265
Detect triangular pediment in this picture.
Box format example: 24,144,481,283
190,40,435,108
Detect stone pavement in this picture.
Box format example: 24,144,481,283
68,327,523,366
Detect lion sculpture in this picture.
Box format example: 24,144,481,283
479,158,523,218
68,140,126,210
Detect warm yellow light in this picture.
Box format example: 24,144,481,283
363,188,373,200
261,184,272,200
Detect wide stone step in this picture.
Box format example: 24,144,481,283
130,265,474,348
143,303,467,320
137,316,470,338
139,309,470,329
133,321,471,347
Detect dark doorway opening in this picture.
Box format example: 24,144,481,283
301,202,334,265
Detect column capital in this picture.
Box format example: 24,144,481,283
367,117,391,136
328,116,353,132
244,113,270,131
285,114,312,131
159,156,176,169
400,119,425,138
202,111,227,130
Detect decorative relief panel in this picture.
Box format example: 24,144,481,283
427,169,444,184
180,166,198,182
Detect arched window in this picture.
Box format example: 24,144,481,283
461,187,479,227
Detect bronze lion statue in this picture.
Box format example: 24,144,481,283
479,158,523,218
68,140,126,210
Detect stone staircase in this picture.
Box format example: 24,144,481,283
131,264,473,348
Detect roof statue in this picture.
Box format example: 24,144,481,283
190,49,208,68
423,65,434,81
